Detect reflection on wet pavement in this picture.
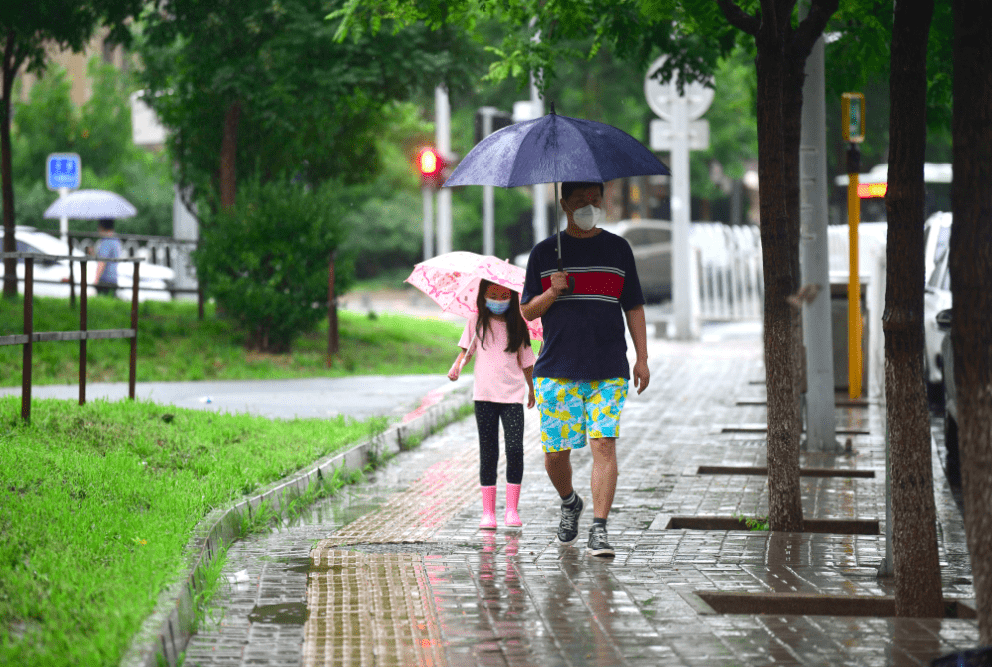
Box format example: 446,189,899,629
182,334,979,667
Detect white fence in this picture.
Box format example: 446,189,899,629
69,232,198,296
692,223,764,322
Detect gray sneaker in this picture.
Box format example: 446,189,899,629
557,495,584,545
587,523,615,557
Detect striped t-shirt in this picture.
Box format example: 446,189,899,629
521,229,644,381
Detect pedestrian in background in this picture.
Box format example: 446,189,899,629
449,279,536,530
521,181,650,558
93,218,122,297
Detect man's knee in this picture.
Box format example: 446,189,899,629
545,449,571,466
589,436,616,450
589,437,617,460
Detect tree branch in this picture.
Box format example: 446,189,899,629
716,0,760,36
792,0,839,60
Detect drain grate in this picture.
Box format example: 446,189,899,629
663,515,880,535
692,591,976,619
697,465,875,478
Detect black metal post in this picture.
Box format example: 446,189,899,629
129,260,139,399
22,258,33,422
79,260,87,405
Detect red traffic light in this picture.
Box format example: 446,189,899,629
417,147,447,188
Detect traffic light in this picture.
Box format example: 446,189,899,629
418,147,447,189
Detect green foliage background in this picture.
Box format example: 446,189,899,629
194,178,355,353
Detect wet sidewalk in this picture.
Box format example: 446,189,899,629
181,325,978,667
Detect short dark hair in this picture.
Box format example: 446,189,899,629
98,218,115,231
561,181,604,201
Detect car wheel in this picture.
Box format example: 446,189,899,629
924,357,944,409
944,411,961,488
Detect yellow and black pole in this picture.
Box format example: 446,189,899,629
842,93,865,399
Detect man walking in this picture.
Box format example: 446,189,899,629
93,218,122,297
521,181,650,557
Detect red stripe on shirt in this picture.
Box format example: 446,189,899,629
540,271,625,300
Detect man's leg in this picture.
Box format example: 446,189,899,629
544,450,573,497
588,437,618,520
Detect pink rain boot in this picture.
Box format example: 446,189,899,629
504,483,522,527
480,486,497,530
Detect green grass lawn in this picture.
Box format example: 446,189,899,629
0,296,481,385
0,293,547,666
0,396,387,666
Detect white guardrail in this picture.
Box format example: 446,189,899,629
692,222,764,322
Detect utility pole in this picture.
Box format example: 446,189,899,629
478,107,498,256
645,56,711,340
799,18,839,452
435,85,452,256
530,18,547,245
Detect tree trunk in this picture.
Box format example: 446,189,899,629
219,100,242,210
951,0,992,643
884,0,943,619
755,4,804,533
1,33,18,301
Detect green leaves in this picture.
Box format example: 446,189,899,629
194,178,354,353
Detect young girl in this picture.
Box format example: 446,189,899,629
449,279,536,529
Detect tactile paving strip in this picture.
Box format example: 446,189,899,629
305,415,543,667
303,551,447,667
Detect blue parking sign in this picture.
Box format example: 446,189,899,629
46,153,81,190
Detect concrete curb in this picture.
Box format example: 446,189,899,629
119,382,474,667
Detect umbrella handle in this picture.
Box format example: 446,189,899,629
555,260,575,296
554,179,574,296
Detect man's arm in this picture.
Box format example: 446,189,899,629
521,271,568,321
625,305,650,394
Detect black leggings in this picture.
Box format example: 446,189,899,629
474,401,524,486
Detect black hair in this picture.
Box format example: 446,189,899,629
97,218,115,231
475,279,531,354
561,181,604,200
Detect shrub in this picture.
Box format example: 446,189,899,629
194,179,355,353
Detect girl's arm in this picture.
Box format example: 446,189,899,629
522,365,535,408
448,347,469,381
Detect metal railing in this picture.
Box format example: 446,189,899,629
1,252,143,423
693,223,764,322
68,231,200,298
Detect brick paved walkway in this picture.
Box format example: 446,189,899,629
182,326,979,667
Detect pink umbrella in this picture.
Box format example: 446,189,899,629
405,251,543,341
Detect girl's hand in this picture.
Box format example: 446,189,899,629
448,365,460,381
527,389,536,409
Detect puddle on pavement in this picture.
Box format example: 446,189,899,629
247,602,309,625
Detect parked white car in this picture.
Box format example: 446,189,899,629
923,238,952,388
937,308,960,486
924,211,952,284
0,226,176,301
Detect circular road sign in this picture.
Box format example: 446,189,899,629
644,55,714,122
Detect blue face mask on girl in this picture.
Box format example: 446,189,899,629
485,298,511,315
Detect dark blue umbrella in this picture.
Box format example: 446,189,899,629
443,105,669,289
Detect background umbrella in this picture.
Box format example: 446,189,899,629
443,104,670,291
44,189,137,219
405,251,543,342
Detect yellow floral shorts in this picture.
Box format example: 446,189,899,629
534,377,628,453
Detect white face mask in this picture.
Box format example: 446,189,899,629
572,204,604,231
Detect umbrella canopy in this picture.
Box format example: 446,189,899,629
44,189,137,219
405,251,543,341
443,108,670,188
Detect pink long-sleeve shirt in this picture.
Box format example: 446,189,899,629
459,314,536,404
